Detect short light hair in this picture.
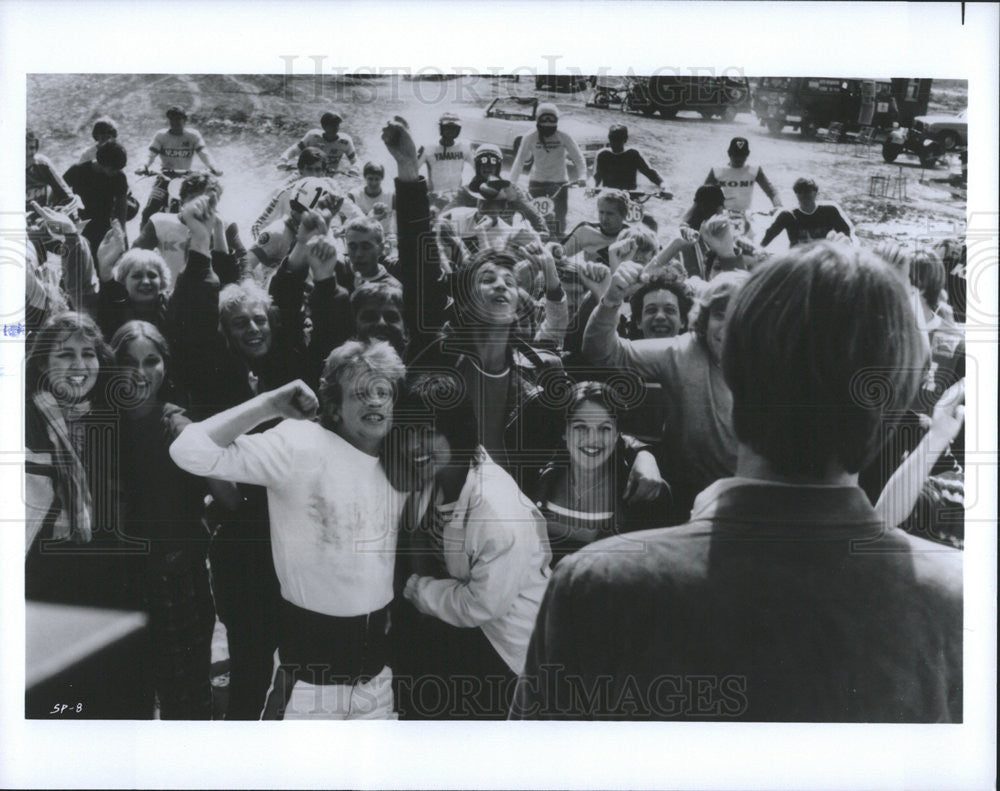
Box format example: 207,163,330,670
319,339,406,429
113,249,172,293
689,269,750,345
597,189,629,217
724,241,926,477
698,214,733,241
218,280,273,328
343,216,385,244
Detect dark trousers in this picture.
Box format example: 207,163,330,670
209,523,281,720
391,601,516,720
144,546,215,719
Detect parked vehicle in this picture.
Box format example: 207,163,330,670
455,96,607,168
535,75,590,93
753,77,932,137
881,125,943,168
911,109,967,151
622,76,753,120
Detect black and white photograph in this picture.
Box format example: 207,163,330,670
1,2,996,789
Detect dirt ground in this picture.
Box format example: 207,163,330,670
28,74,968,254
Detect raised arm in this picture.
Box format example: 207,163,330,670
581,261,676,382
875,380,964,528
169,381,317,486
383,118,449,359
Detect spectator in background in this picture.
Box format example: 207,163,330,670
761,177,854,248
62,141,129,260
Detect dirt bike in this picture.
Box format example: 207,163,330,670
135,167,192,216
528,182,586,239
585,78,632,110
624,189,673,226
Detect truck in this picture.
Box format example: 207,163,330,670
752,77,932,137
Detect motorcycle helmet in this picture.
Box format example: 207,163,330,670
439,112,461,132
473,144,503,179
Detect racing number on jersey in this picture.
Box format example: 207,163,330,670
303,186,326,209
626,201,644,224
531,196,554,217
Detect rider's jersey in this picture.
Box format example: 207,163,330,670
143,213,192,278
252,176,357,239
561,221,627,265
705,163,780,213
26,154,73,207
347,186,395,236
509,130,587,184
593,147,662,191
148,128,206,170
760,204,853,248
297,130,357,172
417,140,474,192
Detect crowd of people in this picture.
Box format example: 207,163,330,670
23,99,967,722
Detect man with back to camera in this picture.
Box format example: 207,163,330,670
514,240,963,721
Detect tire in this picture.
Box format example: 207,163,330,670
641,103,656,117
800,119,819,139
939,131,959,151
882,142,902,163
594,93,609,109
658,107,677,119
920,155,938,169
699,110,713,120
766,119,784,135
722,106,738,123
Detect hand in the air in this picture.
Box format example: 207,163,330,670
604,260,644,305
929,378,965,445
267,380,319,421
97,220,127,277
578,261,612,298
381,117,419,164
30,201,77,236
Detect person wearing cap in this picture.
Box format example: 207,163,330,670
417,113,474,197
704,136,782,220
508,102,588,237
760,177,853,248
279,111,357,176
137,106,223,229
593,124,666,192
